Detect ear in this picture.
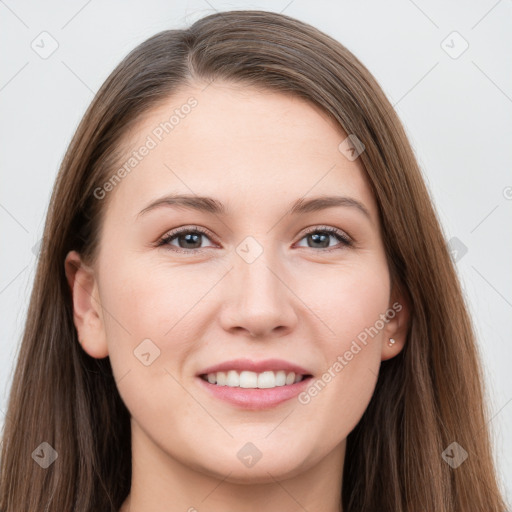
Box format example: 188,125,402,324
381,284,410,361
64,250,109,359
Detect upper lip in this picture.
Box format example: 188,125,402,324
197,358,312,376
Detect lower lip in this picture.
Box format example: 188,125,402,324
196,376,312,410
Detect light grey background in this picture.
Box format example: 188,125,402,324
1,0,511,504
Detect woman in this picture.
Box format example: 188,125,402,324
0,9,507,512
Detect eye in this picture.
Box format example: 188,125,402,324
157,226,217,253
156,225,353,254
295,226,352,252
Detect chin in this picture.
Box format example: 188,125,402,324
192,449,311,484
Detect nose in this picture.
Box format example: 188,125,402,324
218,249,298,339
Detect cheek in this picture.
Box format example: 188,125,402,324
97,259,198,429
100,253,205,339
294,261,389,431
297,258,390,346
97,254,225,392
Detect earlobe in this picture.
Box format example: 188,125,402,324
381,292,410,361
64,250,109,359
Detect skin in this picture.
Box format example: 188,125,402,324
65,81,409,512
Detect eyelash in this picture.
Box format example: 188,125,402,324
156,225,353,254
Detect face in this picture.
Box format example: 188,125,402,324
65,81,408,485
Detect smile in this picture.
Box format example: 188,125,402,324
199,370,311,388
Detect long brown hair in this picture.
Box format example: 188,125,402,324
0,9,507,511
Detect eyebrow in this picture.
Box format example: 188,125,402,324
137,194,372,221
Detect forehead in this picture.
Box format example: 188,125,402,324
104,81,377,223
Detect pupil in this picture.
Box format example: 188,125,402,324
180,233,201,248
310,232,329,248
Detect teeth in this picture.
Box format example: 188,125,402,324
227,370,239,387
257,371,276,389
216,371,227,386
203,370,305,388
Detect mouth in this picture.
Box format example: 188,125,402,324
195,358,314,409
199,370,313,389
196,368,313,410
